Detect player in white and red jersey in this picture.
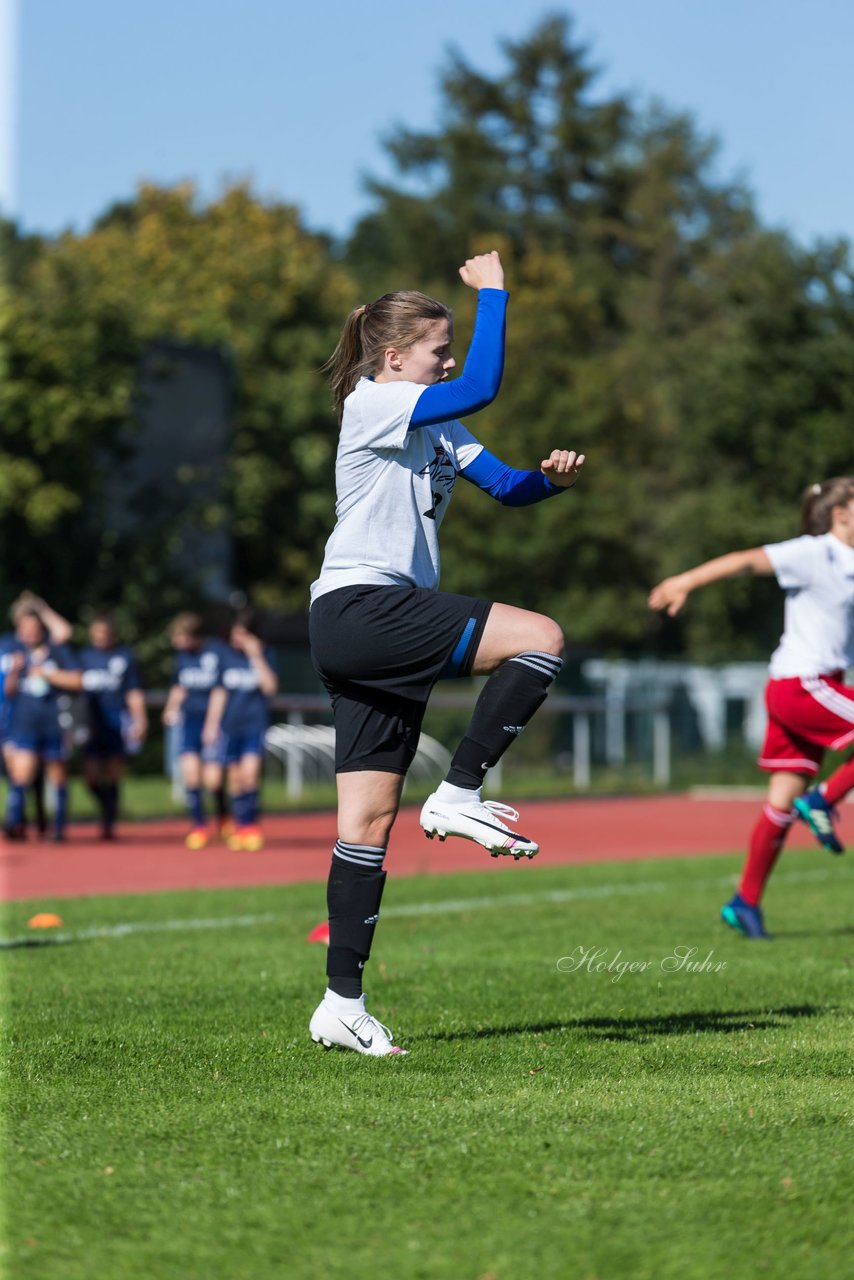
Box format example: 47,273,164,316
649,476,854,938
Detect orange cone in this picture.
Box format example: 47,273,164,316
306,921,330,945
28,913,63,929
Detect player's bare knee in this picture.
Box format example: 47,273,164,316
341,811,396,848
534,617,565,658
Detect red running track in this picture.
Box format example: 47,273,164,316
0,794,832,904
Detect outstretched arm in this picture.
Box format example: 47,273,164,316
410,252,508,428
649,548,774,616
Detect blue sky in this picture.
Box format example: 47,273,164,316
4,0,854,247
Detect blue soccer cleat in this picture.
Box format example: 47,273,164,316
793,790,844,855
720,893,770,940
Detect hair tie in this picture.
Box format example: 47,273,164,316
811,482,822,495
362,302,371,317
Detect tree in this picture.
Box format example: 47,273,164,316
346,15,854,659
1,185,354,651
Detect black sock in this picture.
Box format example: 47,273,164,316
326,841,387,999
87,779,106,808
32,771,47,832
103,782,119,830
446,651,563,790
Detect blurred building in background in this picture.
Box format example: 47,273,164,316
106,339,235,602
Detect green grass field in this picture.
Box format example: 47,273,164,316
2,851,853,1280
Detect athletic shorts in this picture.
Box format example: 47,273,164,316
8,728,67,761
178,713,207,757
309,584,492,774
759,673,854,775
7,702,67,761
215,726,266,766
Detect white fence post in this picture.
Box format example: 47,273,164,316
286,710,304,800
573,713,591,790
653,710,670,787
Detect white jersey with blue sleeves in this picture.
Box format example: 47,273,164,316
310,378,483,602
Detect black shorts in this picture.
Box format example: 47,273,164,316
309,584,492,774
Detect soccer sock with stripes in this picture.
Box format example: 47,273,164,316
445,650,563,790
186,787,204,827
326,840,387,999
738,803,795,906
821,757,854,808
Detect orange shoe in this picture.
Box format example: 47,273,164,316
185,826,211,850
237,824,265,852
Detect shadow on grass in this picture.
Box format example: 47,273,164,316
772,926,854,939
425,1004,827,1044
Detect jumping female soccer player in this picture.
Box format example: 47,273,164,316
308,250,585,1054
202,609,278,852
79,612,147,839
649,476,854,939
162,613,228,849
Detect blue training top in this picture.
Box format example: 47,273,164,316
4,640,78,733
172,640,227,718
409,288,508,429
218,646,278,735
410,287,567,507
80,644,142,733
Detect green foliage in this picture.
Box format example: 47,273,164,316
0,187,352,642
347,15,854,660
3,14,853,663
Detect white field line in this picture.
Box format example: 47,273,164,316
0,866,836,949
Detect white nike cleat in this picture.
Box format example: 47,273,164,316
419,794,539,860
309,995,407,1056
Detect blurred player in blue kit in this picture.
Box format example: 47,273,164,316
162,612,230,849
79,612,148,840
1,597,80,842
202,609,278,852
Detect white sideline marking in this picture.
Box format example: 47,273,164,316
0,867,836,949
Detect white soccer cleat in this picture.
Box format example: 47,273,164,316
309,996,407,1057
419,794,539,860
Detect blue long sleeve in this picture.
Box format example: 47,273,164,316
460,446,566,507
409,289,508,428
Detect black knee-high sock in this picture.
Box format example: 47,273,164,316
32,767,47,832
326,840,387,999
446,650,563,790
86,778,106,808
102,782,119,831
214,786,229,820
